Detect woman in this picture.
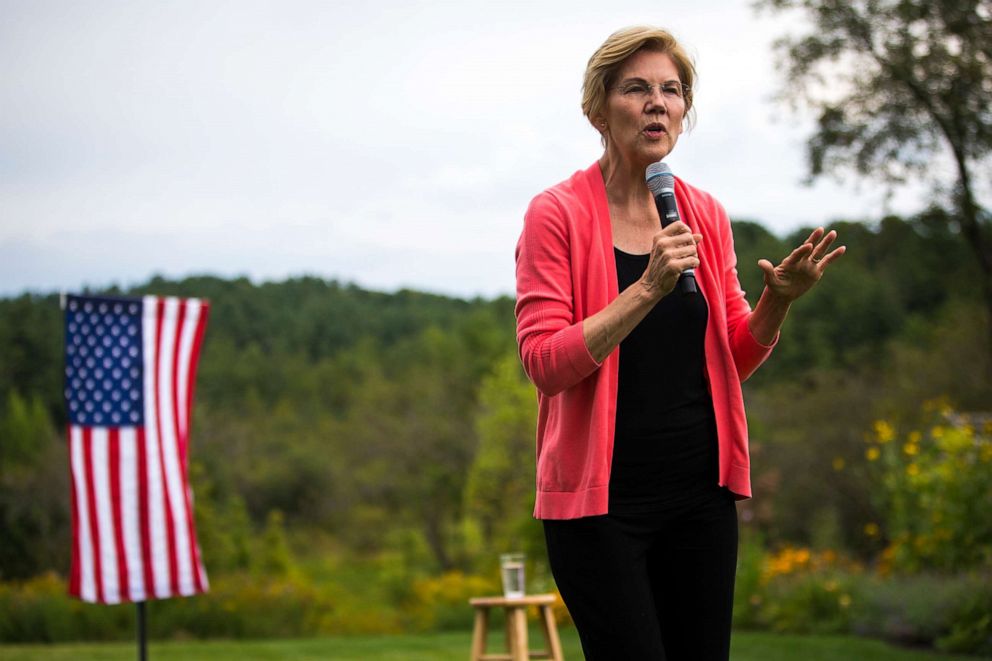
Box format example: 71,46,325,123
514,26,844,660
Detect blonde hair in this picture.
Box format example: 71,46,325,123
582,26,697,133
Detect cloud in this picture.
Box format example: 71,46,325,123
0,1,939,297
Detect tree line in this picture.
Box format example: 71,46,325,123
0,210,987,581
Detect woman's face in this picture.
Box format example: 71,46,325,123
597,49,686,169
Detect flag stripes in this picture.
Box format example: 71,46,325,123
66,295,209,604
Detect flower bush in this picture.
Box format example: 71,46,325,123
864,403,992,573
735,542,864,634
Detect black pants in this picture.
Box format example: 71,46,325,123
543,495,738,661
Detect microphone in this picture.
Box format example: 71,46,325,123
645,161,697,294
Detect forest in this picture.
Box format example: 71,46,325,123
1,211,990,653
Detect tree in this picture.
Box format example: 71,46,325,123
759,0,992,354
463,354,538,549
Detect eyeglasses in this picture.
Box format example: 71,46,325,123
614,80,690,101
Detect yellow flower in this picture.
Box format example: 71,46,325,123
833,456,846,471
864,522,880,537
839,594,852,608
873,420,895,443
903,442,919,456
908,430,922,444
906,464,920,477
931,426,945,439
824,579,839,592
866,447,880,461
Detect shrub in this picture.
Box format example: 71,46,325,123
402,571,498,631
852,571,992,655
864,405,992,574
737,545,864,635
0,571,400,642
0,572,135,642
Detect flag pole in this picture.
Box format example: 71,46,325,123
137,601,147,661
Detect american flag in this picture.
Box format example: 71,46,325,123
64,294,210,604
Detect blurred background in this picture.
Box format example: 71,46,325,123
1,0,990,657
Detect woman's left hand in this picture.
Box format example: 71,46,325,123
758,227,846,302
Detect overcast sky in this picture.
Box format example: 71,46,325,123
1,0,938,299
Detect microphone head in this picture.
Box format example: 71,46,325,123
645,161,674,196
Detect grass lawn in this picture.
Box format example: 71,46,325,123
0,630,977,660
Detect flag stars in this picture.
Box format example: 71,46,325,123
64,296,145,427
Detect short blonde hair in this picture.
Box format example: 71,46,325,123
582,26,697,131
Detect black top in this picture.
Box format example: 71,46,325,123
609,248,728,516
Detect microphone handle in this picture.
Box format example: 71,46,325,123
654,192,698,295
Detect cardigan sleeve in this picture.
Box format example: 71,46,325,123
515,192,601,397
717,200,777,382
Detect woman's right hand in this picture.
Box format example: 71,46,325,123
638,221,703,299
581,222,703,363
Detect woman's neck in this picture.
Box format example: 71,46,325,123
599,151,655,217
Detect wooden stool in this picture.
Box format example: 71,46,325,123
469,594,564,661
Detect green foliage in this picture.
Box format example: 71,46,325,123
737,544,865,635
0,392,69,580
255,511,295,577
0,212,989,653
190,462,252,573
0,295,63,421
0,570,399,642
863,407,992,574
758,0,992,347
854,572,992,655
0,572,132,642
735,542,992,655
760,574,860,635
402,571,498,631
463,354,537,551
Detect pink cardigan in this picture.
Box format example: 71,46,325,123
515,162,776,520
